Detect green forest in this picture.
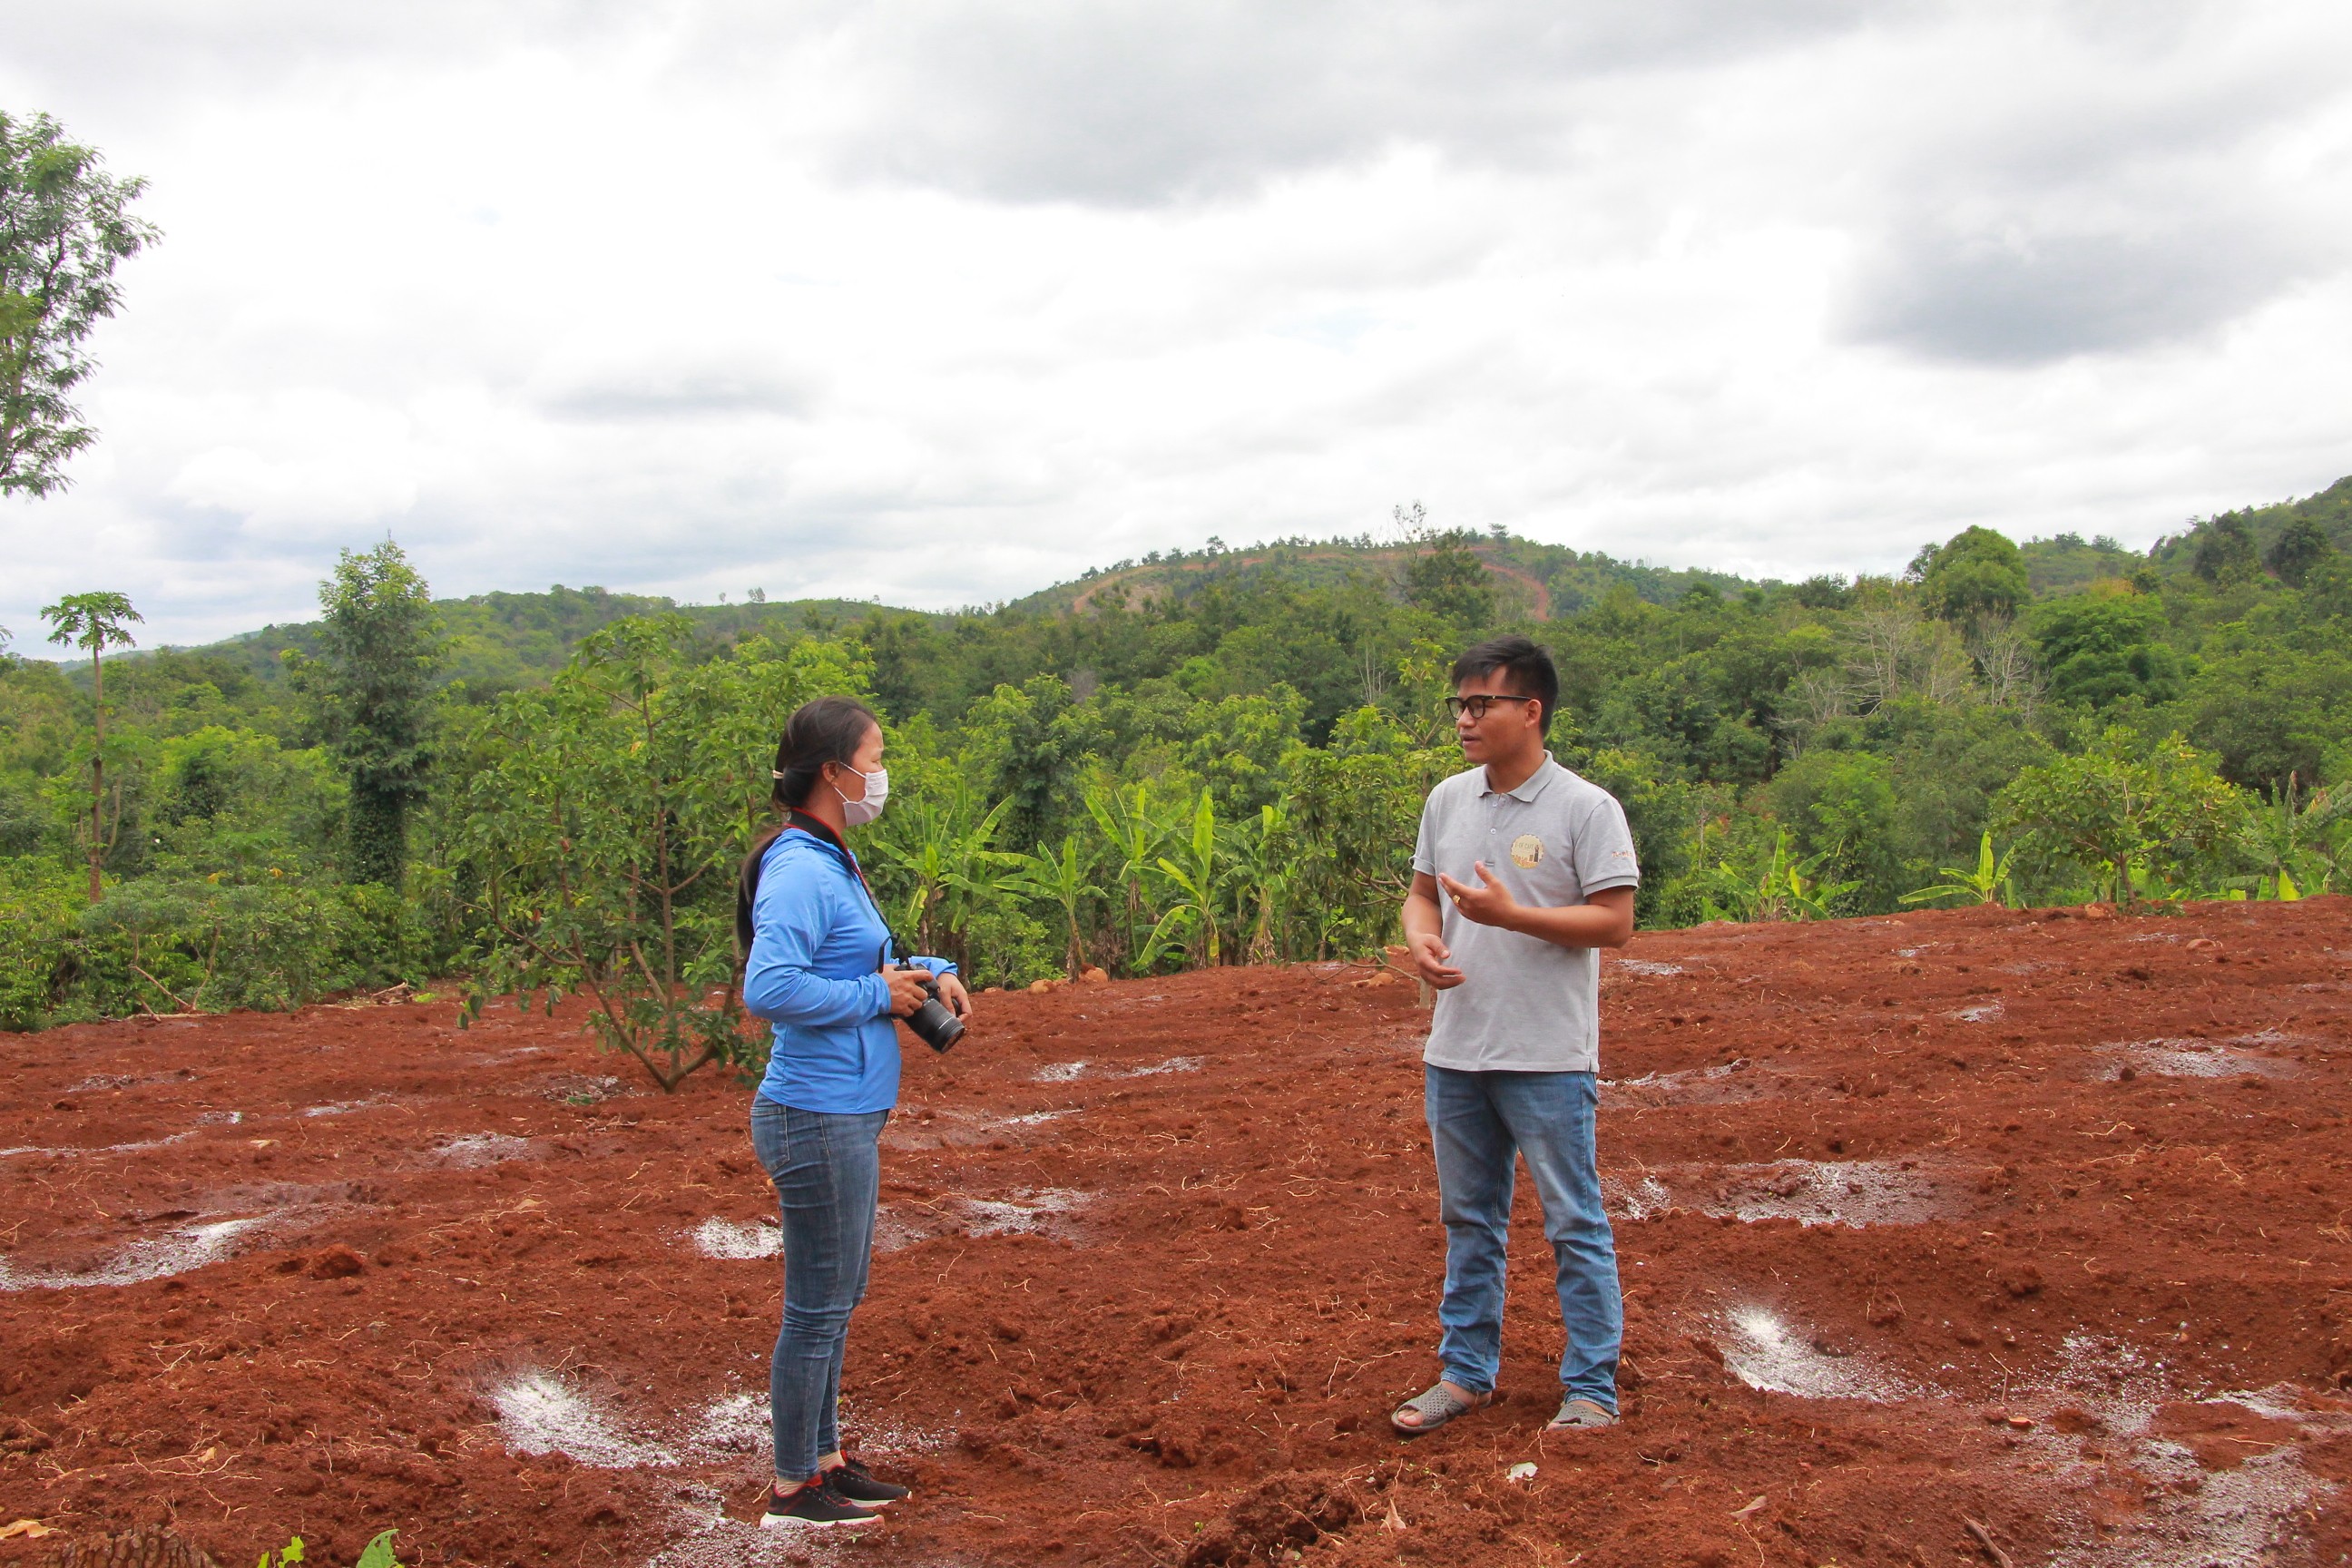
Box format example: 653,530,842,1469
5,476,2350,1084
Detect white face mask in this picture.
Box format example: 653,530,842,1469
836,766,888,826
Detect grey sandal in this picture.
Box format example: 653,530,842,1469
1547,1396,1619,1431
1391,1382,1491,1436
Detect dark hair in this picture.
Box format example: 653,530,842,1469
770,696,880,808
737,696,881,959
1450,635,1560,735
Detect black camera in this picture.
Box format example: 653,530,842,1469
906,978,965,1054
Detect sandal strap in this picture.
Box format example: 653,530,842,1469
1549,1396,1618,1428
1396,1383,1476,1422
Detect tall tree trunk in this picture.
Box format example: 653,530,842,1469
86,642,104,904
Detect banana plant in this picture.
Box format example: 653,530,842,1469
1900,831,2019,908
1703,829,1855,922
868,779,1021,965
2232,774,2347,898
1083,778,1170,972
1225,802,1296,965
1140,788,1225,970
1005,832,1103,978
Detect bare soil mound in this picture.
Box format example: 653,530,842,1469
4,899,2349,1567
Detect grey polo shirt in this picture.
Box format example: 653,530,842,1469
1411,754,1640,1073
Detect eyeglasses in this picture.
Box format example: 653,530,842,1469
1444,694,1538,720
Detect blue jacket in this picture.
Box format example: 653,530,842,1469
742,828,954,1113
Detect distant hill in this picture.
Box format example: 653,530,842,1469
140,586,905,697
2149,474,2352,572
90,473,2352,693
1014,534,1763,621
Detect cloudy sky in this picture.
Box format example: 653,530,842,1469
5,0,2349,650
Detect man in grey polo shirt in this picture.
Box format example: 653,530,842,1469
1390,635,1639,1437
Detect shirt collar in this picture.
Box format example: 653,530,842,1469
1481,752,1560,803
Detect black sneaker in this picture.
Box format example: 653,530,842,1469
825,1456,911,1506
760,1472,882,1529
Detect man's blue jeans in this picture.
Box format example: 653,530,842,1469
1425,1064,1622,1410
750,1097,887,1481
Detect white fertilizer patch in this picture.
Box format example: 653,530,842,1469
691,1218,780,1260
304,1099,389,1117
1720,1308,1912,1402
432,1132,534,1167
1601,1058,1778,1107
959,1189,1094,1237
1612,960,1685,977
0,1217,270,1290
491,1372,676,1467
1605,1159,1957,1228
1034,1057,1200,1083
1607,1174,1676,1220
683,1391,768,1457
1954,1001,2004,1023
1121,1055,1202,1077
2093,1039,2294,1081
1002,1110,1074,1126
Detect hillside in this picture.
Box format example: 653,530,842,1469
74,473,2348,698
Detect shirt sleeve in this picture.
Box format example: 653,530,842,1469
742,855,893,1025
908,956,959,977
1574,791,1642,894
1411,787,1438,877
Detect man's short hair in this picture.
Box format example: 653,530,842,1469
1451,635,1561,735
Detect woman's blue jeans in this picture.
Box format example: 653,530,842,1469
750,1096,887,1482
1425,1064,1622,1411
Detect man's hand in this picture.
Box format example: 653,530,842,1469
1408,929,1465,989
1436,862,1521,931
884,967,940,1017
935,972,972,1018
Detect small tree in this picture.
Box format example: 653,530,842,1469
456,618,871,1091
1,111,160,495
1993,726,2242,904
304,542,442,888
39,589,139,902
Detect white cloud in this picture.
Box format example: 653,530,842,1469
2,0,2349,648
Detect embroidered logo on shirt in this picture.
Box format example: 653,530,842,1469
1510,834,1545,868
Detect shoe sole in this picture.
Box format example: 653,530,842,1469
759,1512,883,1530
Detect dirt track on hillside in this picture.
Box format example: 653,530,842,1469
4,901,2350,1568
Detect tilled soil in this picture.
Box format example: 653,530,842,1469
3,899,2350,1568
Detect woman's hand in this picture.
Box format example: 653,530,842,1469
935,973,972,1018
883,967,939,1017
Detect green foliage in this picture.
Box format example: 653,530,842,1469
1992,726,2243,903
1916,526,2029,629
453,618,870,1090
19,472,2352,1030
0,110,160,496
1697,827,1855,922
299,543,443,889
2192,514,2262,585
2267,518,2334,588
1901,831,2019,908
2025,590,2182,710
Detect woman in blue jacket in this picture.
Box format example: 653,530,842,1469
739,696,969,1529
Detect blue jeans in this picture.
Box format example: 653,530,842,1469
1425,1065,1622,1410
750,1096,887,1481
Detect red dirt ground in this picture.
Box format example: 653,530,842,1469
4,899,2350,1568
